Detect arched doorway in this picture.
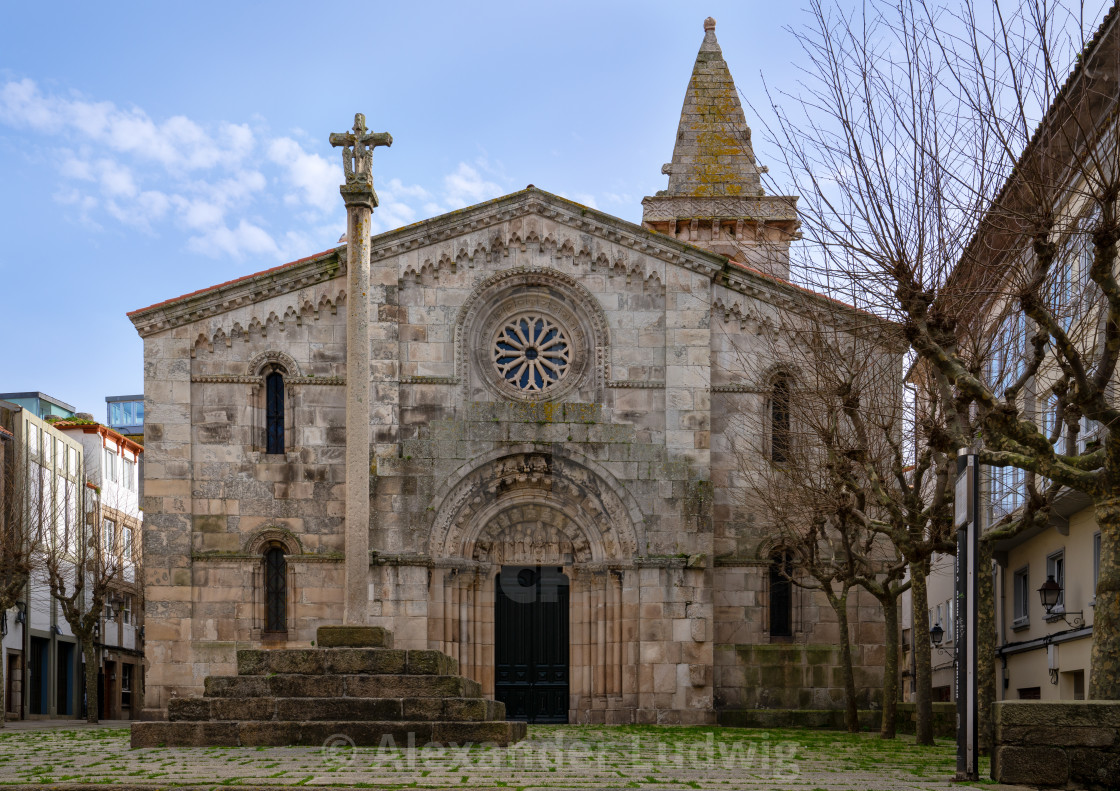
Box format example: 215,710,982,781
424,449,646,722
494,566,569,723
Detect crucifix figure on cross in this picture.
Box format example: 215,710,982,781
330,113,392,189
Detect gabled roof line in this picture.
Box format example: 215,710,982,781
129,247,342,318
126,186,877,335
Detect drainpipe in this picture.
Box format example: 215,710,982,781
997,562,1006,700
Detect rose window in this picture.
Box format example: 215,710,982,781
492,314,571,392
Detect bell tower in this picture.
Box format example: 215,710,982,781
642,17,799,279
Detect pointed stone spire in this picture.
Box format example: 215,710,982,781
643,18,799,280
665,17,761,197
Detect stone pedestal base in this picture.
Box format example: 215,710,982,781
131,626,525,747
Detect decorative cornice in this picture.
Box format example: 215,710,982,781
191,553,344,564
190,375,345,386
371,188,729,278
711,383,764,393
129,249,345,338
608,380,665,389
400,375,458,385
640,195,799,223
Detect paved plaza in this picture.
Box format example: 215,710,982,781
0,724,1031,790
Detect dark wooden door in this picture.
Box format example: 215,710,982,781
495,566,569,723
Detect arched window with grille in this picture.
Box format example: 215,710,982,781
769,550,794,638
770,374,791,463
263,545,287,634
265,371,285,455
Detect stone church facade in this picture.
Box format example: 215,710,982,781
130,19,887,724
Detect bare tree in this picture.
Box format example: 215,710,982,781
759,0,1120,700
0,410,54,728
39,474,136,723
729,307,956,743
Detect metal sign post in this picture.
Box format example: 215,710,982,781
954,450,979,781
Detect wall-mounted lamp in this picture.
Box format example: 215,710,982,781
1038,575,1085,628
930,623,953,656
14,600,25,625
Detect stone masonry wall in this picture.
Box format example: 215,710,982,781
993,701,1120,789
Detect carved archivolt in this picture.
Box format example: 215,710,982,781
244,525,303,556
247,350,301,377
455,268,610,402
427,448,645,564
471,506,592,565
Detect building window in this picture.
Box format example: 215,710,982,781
103,519,117,561
769,550,793,638
264,545,287,633
1013,566,1030,627
1047,550,1065,612
265,371,285,455
1018,687,1041,700
770,375,791,463
104,446,118,483
121,663,133,709
492,314,571,393
123,457,136,492
122,526,133,563
990,465,1025,518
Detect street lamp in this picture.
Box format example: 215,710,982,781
1037,575,1085,628
930,622,953,657
930,622,945,646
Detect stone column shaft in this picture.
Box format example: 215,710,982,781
344,201,372,625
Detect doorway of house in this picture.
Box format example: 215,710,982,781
494,566,569,723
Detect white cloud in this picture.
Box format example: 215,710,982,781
97,159,137,198
559,191,598,209
442,162,503,209
187,219,280,260
1,79,523,265
268,137,336,213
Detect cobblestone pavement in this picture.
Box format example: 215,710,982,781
0,725,1030,790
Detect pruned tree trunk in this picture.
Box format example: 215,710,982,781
1089,498,1120,700
977,539,996,754
911,562,934,745
880,592,899,739
828,590,860,732
82,637,99,724
0,647,6,728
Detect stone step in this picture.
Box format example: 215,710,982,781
169,696,505,723
204,673,483,700
236,648,457,677
132,719,527,748
316,625,393,648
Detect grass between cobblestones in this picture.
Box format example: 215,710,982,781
0,725,1010,790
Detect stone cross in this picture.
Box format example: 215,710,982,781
330,112,392,627
330,113,392,195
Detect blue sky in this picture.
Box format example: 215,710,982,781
5,1,1103,416
1,2,811,414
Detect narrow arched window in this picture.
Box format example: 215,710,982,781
265,371,285,455
770,375,790,463
264,545,287,633
769,550,793,638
